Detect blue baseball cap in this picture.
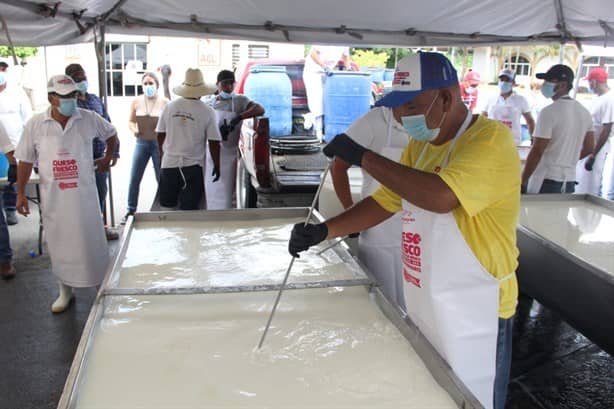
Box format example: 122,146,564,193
375,52,458,108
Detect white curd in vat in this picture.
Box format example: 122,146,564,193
74,287,456,408
519,200,614,274
116,218,363,288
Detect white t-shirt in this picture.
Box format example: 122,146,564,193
533,97,593,181
345,107,408,197
304,45,350,75
483,92,530,145
155,98,221,169
0,119,15,154
0,84,33,146
15,108,116,164
591,90,614,139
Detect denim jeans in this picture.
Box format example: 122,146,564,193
539,179,575,194
95,171,108,213
127,139,160,213
494,316,514,409
0,193,12,263
2,184,16,211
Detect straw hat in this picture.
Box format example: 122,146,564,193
173,68,215,98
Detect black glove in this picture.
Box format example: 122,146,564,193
211,166,220,182
324,67,333,76
7,164,17,185
348,232,360,238
323,133,369,167
585,155,595,171
521,184,527,194
219,122,231,141
289,223,328,257
229,115,242,130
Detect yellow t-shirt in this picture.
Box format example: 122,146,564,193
372,115,520,319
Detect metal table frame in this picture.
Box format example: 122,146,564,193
517,194,614,355
57,208,482,409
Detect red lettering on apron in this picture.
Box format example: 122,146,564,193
53,158,79,181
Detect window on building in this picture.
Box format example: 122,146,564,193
581,56,614,80
248,45,269,59
105,42,148,97
232,44,241,69
504,55,531,77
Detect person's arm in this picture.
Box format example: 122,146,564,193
330,157,354,209
580,131,595,160
309,47,327,69
523,112,535,136
239,101,265,119
208,140,221,172
521,137,549,186
16,161,33,216
326,197,392,238
95,135,119,172
128,98,139,135
592,123,612,157
157,132,166,159
361,151,459,213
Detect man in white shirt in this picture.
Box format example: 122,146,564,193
482,68,535,146
156,68,221,210
0,120,16,279
0,62,33,225
522,65,594,194
303,45,351,139
583,67,614,199
329,107,408,308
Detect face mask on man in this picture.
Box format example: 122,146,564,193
219,91,233,99
541,81,556,99
58,98,77,117
75,80,88,94
465,86,476,95
143,85,157,97
401,94,446,142
498,81,513,93
0,72,6,86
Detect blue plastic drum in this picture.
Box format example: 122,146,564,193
0,153,8,178
244,65,292,137
383,69,395,81
323,72,371,142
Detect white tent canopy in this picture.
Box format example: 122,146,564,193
1,0,614,48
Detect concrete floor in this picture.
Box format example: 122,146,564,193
0,98,612,408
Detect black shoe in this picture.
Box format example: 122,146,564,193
121,212,135,225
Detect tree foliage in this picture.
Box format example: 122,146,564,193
0,46,38,61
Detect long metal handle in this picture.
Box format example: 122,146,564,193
258,163,331,349
316,237,347,255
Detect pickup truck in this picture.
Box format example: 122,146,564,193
235,59,329,208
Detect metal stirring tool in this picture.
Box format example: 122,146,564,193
257,163,331,349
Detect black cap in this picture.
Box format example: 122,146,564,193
217,70,235,83
536,64,574,82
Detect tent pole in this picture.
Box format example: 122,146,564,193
94,23,116,227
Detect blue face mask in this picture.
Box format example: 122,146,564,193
400,95,446,142
143,85,157,97
75,80,88,94
219,91,233,99
0,72,6,86
58,98,77,117
465,86,476,95
498,81,513,93
541,81,556,99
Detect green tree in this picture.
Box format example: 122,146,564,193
0,46,38,63
350,49,389,68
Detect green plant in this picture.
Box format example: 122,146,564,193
350,48,389,68
0,46,38,62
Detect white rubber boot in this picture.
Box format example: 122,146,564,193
51,281,74,313
315,116,324,142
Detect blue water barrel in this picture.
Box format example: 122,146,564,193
368,68,385,83
383,69,395,81
244,65,292,137
323,72,371,142
0,154,8,178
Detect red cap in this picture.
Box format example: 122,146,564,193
586,67,608,82
464,70,481,85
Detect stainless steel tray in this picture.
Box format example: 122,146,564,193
57,208,482,409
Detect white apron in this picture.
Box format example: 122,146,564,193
205,99,240,209
358,111,404,309
490,103,521,145
39,118,108,287
575,139,609,195
527,159,573,194
402,111,511,409
303,70,325,117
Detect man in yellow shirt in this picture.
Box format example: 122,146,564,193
289,52,520,409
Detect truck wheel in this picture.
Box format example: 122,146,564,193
236,159,257,208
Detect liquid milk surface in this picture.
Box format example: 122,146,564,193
519,200,614,274
75,288,457,408
116,219,363,288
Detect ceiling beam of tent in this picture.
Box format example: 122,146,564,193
553,0,575,45
0,0,98,34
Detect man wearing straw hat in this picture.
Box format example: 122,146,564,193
156,68,221,210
